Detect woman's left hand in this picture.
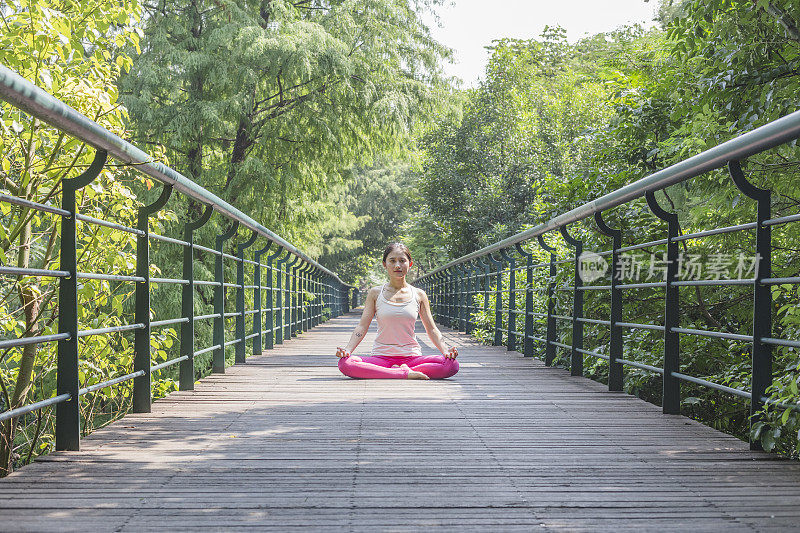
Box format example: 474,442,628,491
443,346,458,360
335,347,351,359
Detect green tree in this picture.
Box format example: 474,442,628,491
0,0,179,475
121,0,451,249
416,28,612,258
317,162,418,285
414,1,800,457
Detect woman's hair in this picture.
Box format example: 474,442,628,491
382,242,413,263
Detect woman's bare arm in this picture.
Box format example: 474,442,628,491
336,288,378,357
417,289,458,359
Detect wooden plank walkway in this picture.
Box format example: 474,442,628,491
2,311,800,532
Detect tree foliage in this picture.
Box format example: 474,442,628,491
121,0,451,249
414,1,800,457
0,0,176,475
414,28,613,258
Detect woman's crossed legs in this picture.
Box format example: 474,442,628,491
338,354,459,380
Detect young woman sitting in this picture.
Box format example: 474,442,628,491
335,243,459,380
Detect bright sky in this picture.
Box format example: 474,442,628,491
426,0,658,86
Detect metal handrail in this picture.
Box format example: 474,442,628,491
417,107,800,279
0,64,351,287
0,65,355,453
415,107,800,451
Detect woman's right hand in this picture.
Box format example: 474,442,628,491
336,347,351,359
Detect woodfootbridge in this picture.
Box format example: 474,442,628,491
3,60,800,531
4,313,800,531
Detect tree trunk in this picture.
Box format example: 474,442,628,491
0,189,40,476
223,119,255,204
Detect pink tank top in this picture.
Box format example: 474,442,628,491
372,284,422,357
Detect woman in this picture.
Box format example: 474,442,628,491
336,243,459,380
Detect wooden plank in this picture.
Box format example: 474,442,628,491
1,310,799,531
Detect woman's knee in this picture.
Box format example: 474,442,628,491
443,359,459,378
423,358,459,379
338,356,361,377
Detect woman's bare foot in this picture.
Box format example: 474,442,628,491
401,364,429,380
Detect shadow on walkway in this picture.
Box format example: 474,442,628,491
2,311,799,532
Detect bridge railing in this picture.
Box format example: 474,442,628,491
415,109,800,450
0,66,353,452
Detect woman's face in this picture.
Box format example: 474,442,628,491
383,250,412,279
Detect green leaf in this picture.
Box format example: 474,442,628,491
761,430,776,452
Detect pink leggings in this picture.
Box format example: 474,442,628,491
338,354,459,379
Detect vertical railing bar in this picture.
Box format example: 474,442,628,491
729,160,773,450
274,253,289,344
235,231,258,364
213,221,239,373
180,204,214,390
515,243,535,358
464,263,475,334
594,211,624,391
500,248,516,351
537,234,557,367
133,183,173,413
480,260,490,335
265,248,284,348
560,225,584,377
486,253,503,346
252,242,272,355
286,257,299,339
457,265,466,331
646,191,681,414
57,149,107,451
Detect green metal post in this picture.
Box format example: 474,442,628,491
316,271,325,325
479,259,491,329
646,191,680,414
57,149,106,451
729,161,773,449
515,243,535,358
265,248,284,348
456,266,466,331
438,272,445,321
299,264,307,330
332,280,339,318
465,263,477,334
252,242,272,355
500,249,517,351
448,270,456,327
310,269,317,326
180,205,214,390
235,231,258,364
594,212,623,391
560,225,583,377
430,273,438,321
486,254,503,346
303,263,313,330
274,252,290,344
285,256,299,338
133,183,173,413
294,262,303,334
538,234,557,367
213,221,239,373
